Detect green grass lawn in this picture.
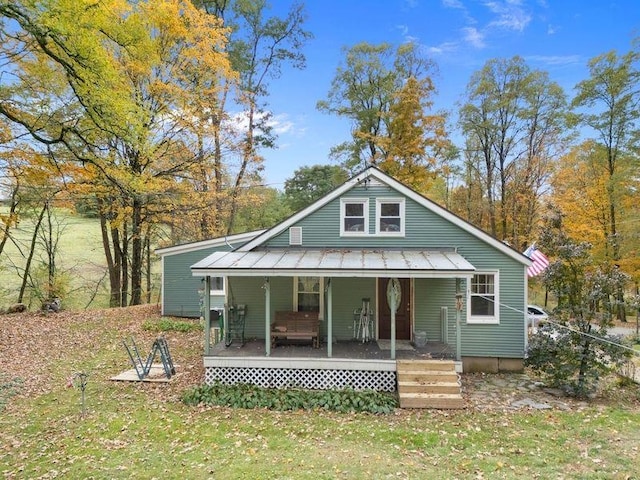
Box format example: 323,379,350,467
1,307,639,479
0,208,161,310
3,390,639,479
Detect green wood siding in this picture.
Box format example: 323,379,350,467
328,277,376,341
260,182,526,359
161,240,247,317
224,276,376,341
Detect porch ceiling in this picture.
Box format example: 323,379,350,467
191,248,475,278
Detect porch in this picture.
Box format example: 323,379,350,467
203,339,460,395
208,338,455,361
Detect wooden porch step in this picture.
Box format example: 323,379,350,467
397,359,458,371
396,359,464,410
399,393,465,409
398,381,461,395
397,371,460,383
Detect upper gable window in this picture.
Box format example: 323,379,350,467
341,198,369,235
376,198,405,235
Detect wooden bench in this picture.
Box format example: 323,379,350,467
271,311,320,348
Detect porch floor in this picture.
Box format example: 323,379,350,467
208,339,455,361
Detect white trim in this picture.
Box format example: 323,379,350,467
203,356,463,373
238,167,530,265
204,356,397,371
194,268,474,279
340,198,369,236
160,255,166,315
155,229,265,256
375,197,405,236
467,271,500,325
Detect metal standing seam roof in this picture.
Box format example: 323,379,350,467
191,249,476,278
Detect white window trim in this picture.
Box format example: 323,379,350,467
340,198,369,236
375,198,405,236
293,276,324,320
467,271,500,325
209,276,226,296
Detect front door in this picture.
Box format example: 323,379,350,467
378,278,411,340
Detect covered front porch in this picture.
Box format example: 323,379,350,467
193,248,474,393
208,338,455,360
204,339,460,394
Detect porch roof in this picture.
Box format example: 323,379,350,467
191,248,475,278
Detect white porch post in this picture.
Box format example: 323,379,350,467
455,278,462,362
390,294,396,360
204,276,211,355
265,277,271,357
327,278,332,358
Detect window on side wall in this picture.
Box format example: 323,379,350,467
210,276,225,295
341,198,369,235
294,276,324,319
467,272,499,324
376,198,405,235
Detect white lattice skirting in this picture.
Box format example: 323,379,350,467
205,366,397,392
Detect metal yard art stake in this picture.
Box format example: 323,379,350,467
67,371,89,417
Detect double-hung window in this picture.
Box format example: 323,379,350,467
210,276,225,295
376,198,404,235
467,272,499,324
294,276,324,319
341,198,368,235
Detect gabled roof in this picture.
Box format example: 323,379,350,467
238,167,529,266
155,229,265,257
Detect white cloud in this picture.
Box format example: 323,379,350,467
396,24,410,38
484,0,532,32
268,114,295,135
442,0,465,8
227,111,297,137
462,27,486,48
526,54,582,66
427,41,460,55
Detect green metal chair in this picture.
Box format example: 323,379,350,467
225,304,246,347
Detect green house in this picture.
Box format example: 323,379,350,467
156,230,264,318
175,167,532,402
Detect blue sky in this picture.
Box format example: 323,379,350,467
258,0,640,188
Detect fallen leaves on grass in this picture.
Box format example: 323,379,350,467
0,305,203,405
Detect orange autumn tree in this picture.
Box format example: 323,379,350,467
377,76,453,194
551,141,613,259
0,0,236,306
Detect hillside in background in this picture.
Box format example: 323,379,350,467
0,209,161,311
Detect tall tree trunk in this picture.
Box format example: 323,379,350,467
145,224,151,304
130,197,143,305
0,186,19,257
227,103,255,235
17,204,47,304
120,220,129,307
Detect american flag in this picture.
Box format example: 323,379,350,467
523,245,549,278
